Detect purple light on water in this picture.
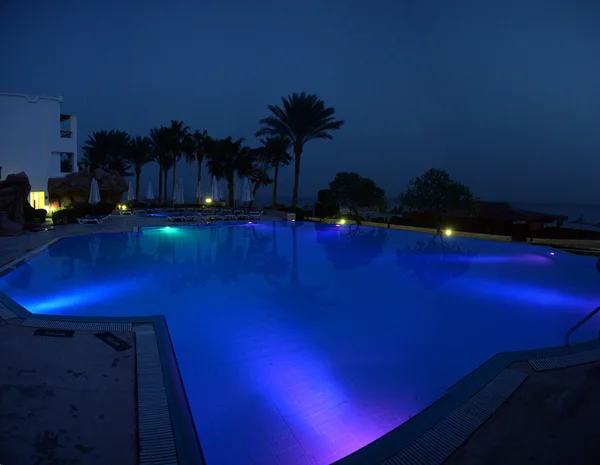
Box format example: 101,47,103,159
457,276,600,309
5,280,136,314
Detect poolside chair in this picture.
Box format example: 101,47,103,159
248,210,264,220
77,214,109,225
234,209,249,220
220,209,237,220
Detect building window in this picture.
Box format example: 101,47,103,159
60,153,74,173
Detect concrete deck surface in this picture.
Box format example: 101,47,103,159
444,361,600,465
0,321,137,465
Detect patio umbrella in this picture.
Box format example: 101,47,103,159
175,178,185,204
241,177,253,203
146,182,155,201
211,176,219,202
127,182,135,202
89,178,101,205
196,181,203,203
218,181,223,203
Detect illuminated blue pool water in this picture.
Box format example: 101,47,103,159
2,222,600,464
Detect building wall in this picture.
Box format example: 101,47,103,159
0,93,77,207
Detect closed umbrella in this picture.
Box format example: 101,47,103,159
217,182,223,203
146,182,155,201
241,177,253,203
127,182,135,202
175,178,185,204
89,178,101,205
211,176,219,202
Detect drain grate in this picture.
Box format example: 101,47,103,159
381,368,527,465
529,347,600,371
136,328,178,465
21,319,133,332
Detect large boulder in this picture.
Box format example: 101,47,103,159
48,168,127,207
0,172,32,236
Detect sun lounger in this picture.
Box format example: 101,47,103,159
167,213,207,223
77,214,110,225
216,209,237,220
234,209,249,220
248,210,264,220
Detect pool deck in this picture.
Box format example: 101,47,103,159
2,217,600,465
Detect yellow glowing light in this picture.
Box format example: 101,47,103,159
205,198,212,204
339,219,346,225
444,228,453,236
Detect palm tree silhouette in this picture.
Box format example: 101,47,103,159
256,92,344,208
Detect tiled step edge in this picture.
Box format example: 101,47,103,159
381,368,527,465
21,319,133,332
529,347,600,371
136,328,178,465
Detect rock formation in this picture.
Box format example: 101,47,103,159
48,168,128,207
0,172,31,236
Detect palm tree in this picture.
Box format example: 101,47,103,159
126,136,153,201
205,137,254,207
185,129,208,203
169,120,191,204
81,129,132,176
260,136,292,208
255,92,344,208
150,126,174,205
248,148,273,208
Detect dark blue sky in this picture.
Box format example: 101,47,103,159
2,0,600,204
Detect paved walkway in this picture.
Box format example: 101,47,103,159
444,360,600,465
0,319,137,465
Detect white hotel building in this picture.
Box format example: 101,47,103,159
0,92,78,211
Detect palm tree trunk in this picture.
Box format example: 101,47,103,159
158,167,163,205
172,157,177,204
197,160,202,204
135,168,141,202
292,148,302,208
163,169,169,205
271,163,279,209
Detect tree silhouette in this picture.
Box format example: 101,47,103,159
315,223,388,270
396,235,475,289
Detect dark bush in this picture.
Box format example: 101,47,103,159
51,202,114,224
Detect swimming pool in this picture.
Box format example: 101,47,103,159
2,221,600,464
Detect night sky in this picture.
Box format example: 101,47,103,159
2,0,600,204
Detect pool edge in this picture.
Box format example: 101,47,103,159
334,339,600,465
0,291,205,465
